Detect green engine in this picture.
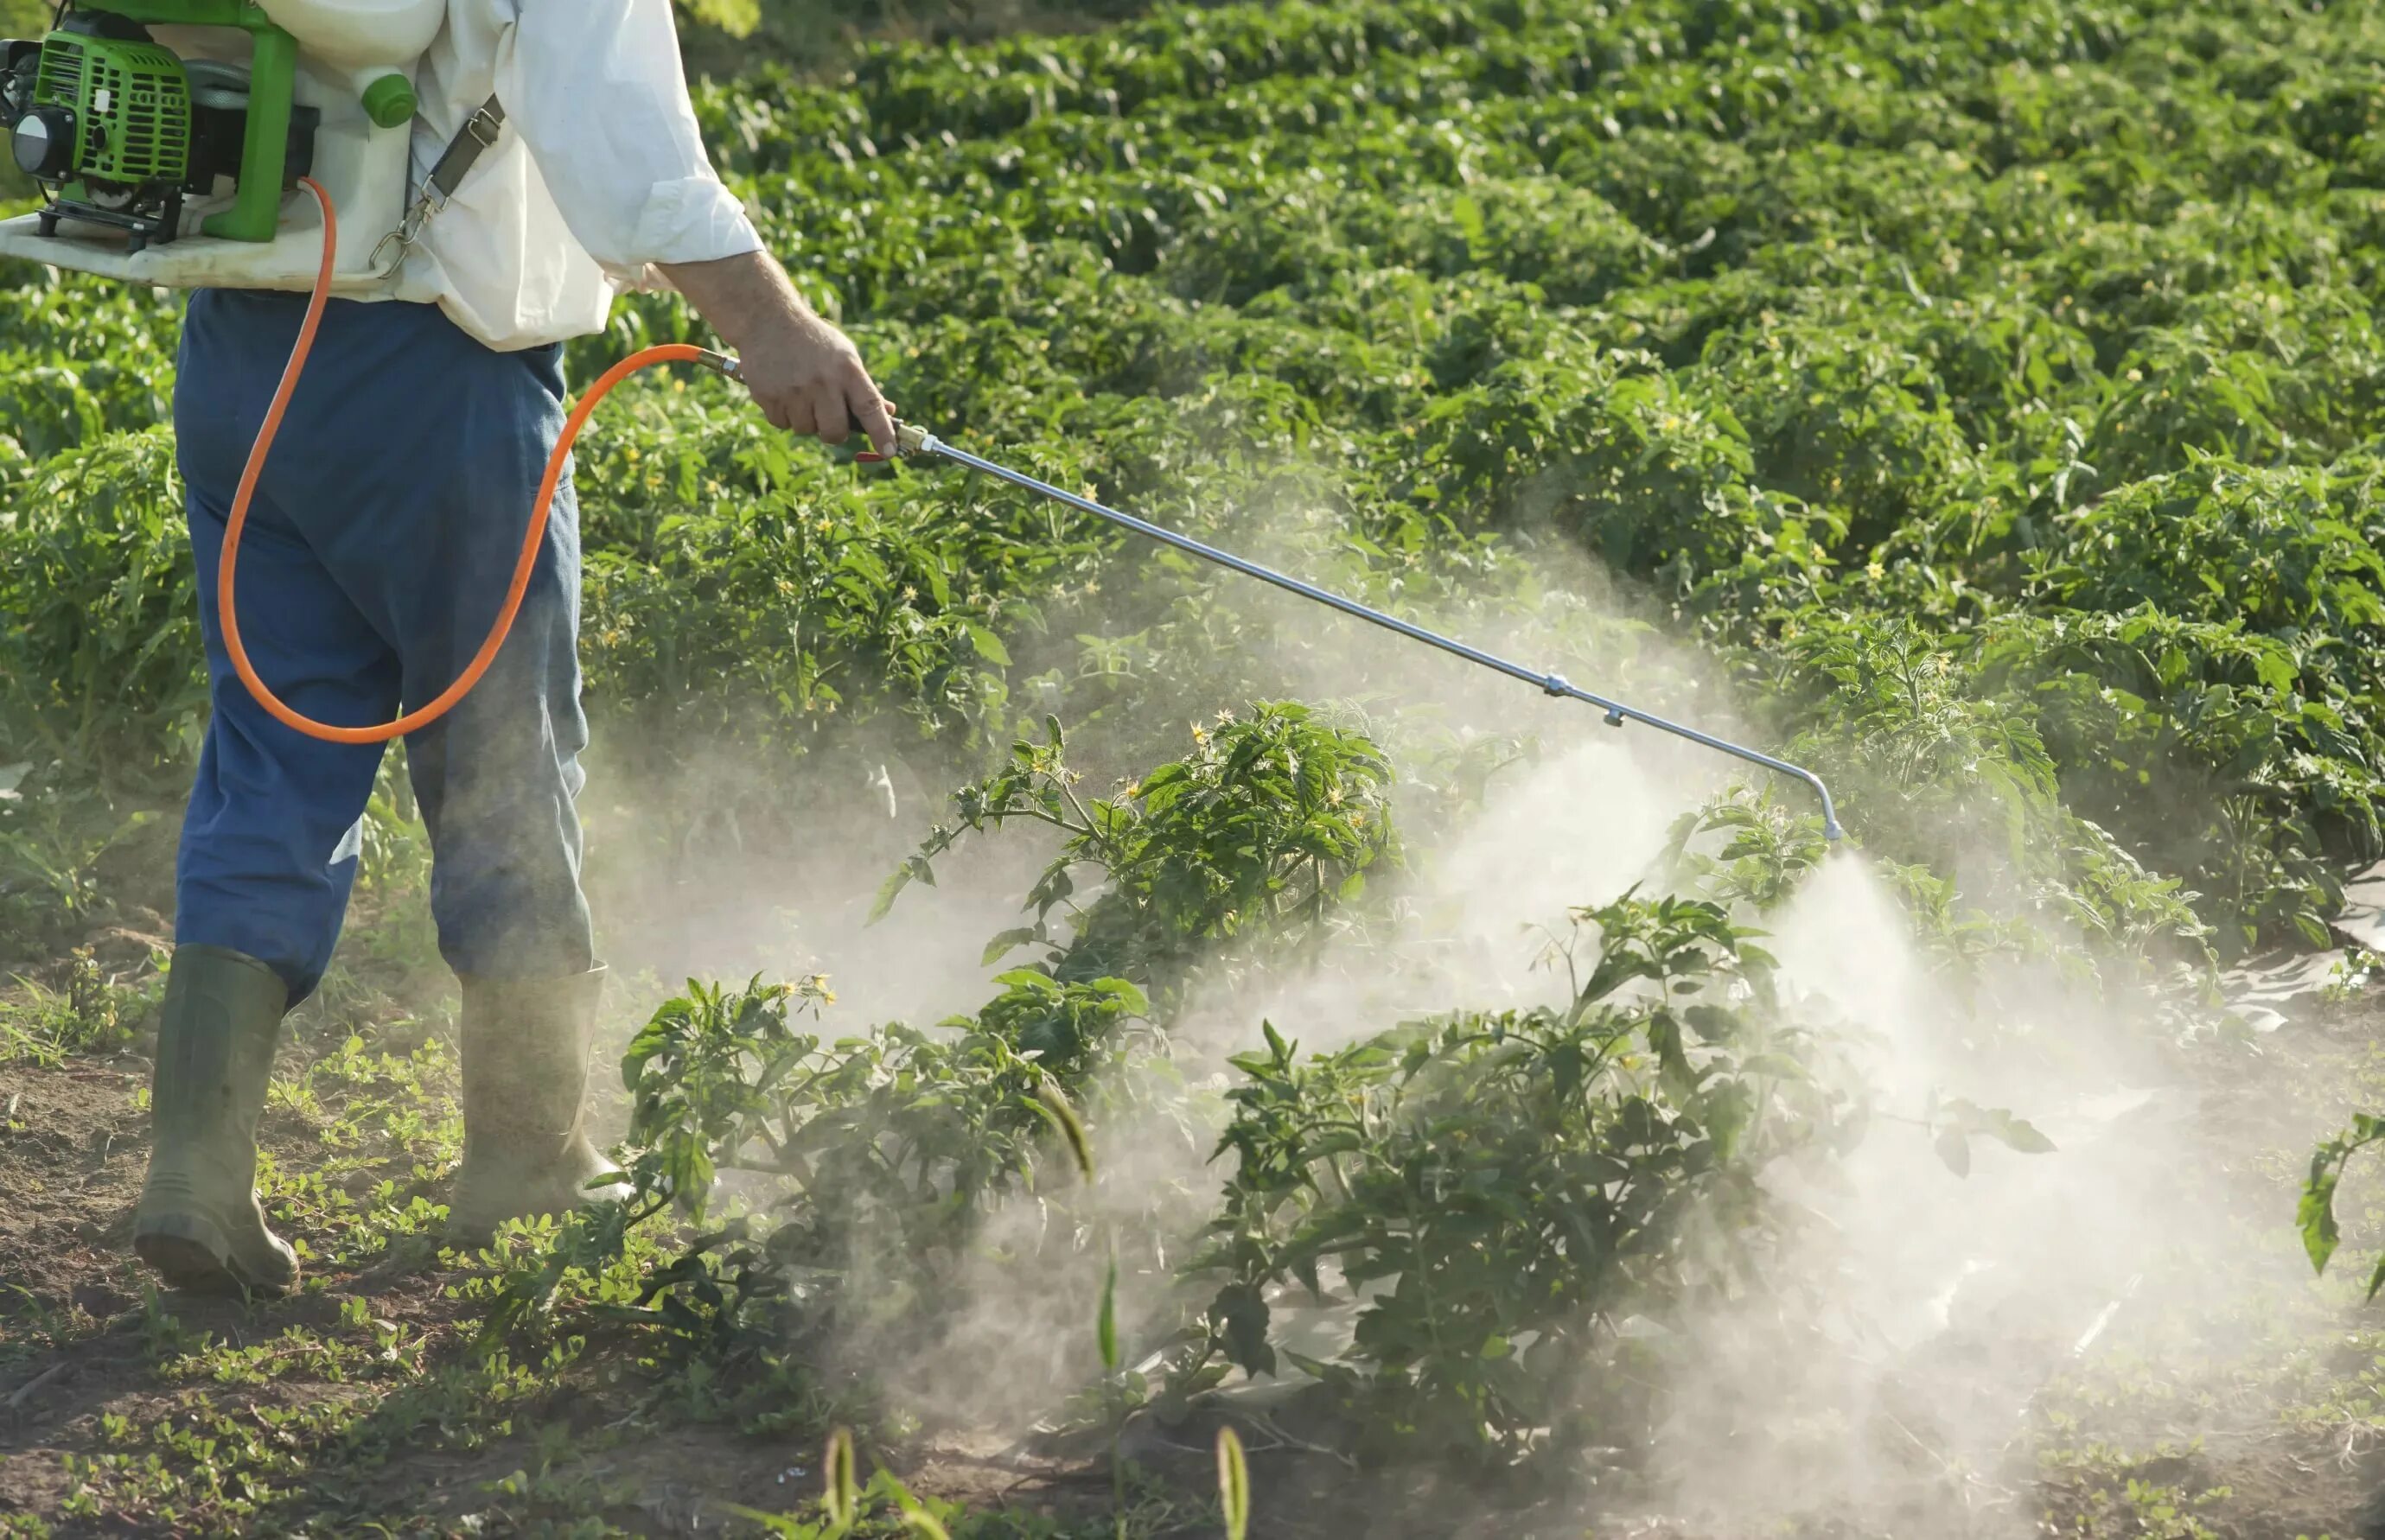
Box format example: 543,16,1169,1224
33,27,191,181
2,3,316,251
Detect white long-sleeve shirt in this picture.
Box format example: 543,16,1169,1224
398,0,762,350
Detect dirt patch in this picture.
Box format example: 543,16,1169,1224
0,1053,153,1336
0,1039,1133,1537
10,975,2385,1537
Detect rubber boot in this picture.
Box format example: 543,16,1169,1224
132,945,301,1296
445,967,628,1244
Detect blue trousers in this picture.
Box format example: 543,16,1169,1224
174,290,594,1002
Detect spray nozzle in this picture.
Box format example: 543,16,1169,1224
694,348,742,381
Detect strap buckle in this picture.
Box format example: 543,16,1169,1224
367,96,507,271
458,100,503,152
368,187,440,270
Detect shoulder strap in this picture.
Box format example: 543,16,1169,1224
371,94,507,269
425,94,507,202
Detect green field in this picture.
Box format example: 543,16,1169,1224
10,1,2385,1535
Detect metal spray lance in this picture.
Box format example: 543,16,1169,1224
843,417,1846,839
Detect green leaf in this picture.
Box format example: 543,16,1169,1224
867,854,934,926
1646,1011,1698,1099
717,1503,814,1537
1450,193,1487,251
1683,1003,1739,1042
1212,1283,1275,1378
1215,1426,1251,1540
823,1427,858,1527
1035,1079,1096,1181
1985,1114,2057,1155
981,928,1042,965
1547,1042,1584,1104
1088,976,1152,1015
962,620,1012,667
676,0,761,37
1098,1256,1119,1371
1935,1126,1972,1178
2302,1160,2349,1274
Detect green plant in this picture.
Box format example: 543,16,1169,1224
875,706,1399,1004
1181,891,1862,1464
2299,1113,2385,1299
0,945,163,1066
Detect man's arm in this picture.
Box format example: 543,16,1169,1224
659,251,898,457
504,0,896,454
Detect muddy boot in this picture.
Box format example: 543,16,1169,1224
132,946,300,1297
445,967,628,1244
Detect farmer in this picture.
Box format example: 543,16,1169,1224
133,1,895,1295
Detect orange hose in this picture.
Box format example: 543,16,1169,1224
219,178,708,744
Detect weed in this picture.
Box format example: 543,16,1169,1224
0,945,160,1066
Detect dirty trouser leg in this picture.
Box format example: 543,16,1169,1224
397,468,593,983
172,288,592,994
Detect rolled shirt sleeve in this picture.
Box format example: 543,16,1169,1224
498,0,762,285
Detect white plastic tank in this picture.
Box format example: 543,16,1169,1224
256,0,445,72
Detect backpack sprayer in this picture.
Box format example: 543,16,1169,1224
0,0,436,275
0,3,1844,837
0,0,738,744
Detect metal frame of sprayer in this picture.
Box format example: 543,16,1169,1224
845,417,1846,839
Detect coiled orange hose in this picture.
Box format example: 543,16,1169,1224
218,177,709,744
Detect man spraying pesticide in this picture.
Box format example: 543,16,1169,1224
2,0,896,1295
3,0,1842,1299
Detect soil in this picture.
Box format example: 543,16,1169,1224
0,1033,1098,1535
9,948,2385,1537
0,995,1394,1537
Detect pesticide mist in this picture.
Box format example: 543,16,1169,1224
554,501,2343,1538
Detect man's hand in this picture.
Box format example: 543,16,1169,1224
656,249,898,456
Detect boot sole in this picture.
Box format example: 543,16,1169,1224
133,1212,295,1299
